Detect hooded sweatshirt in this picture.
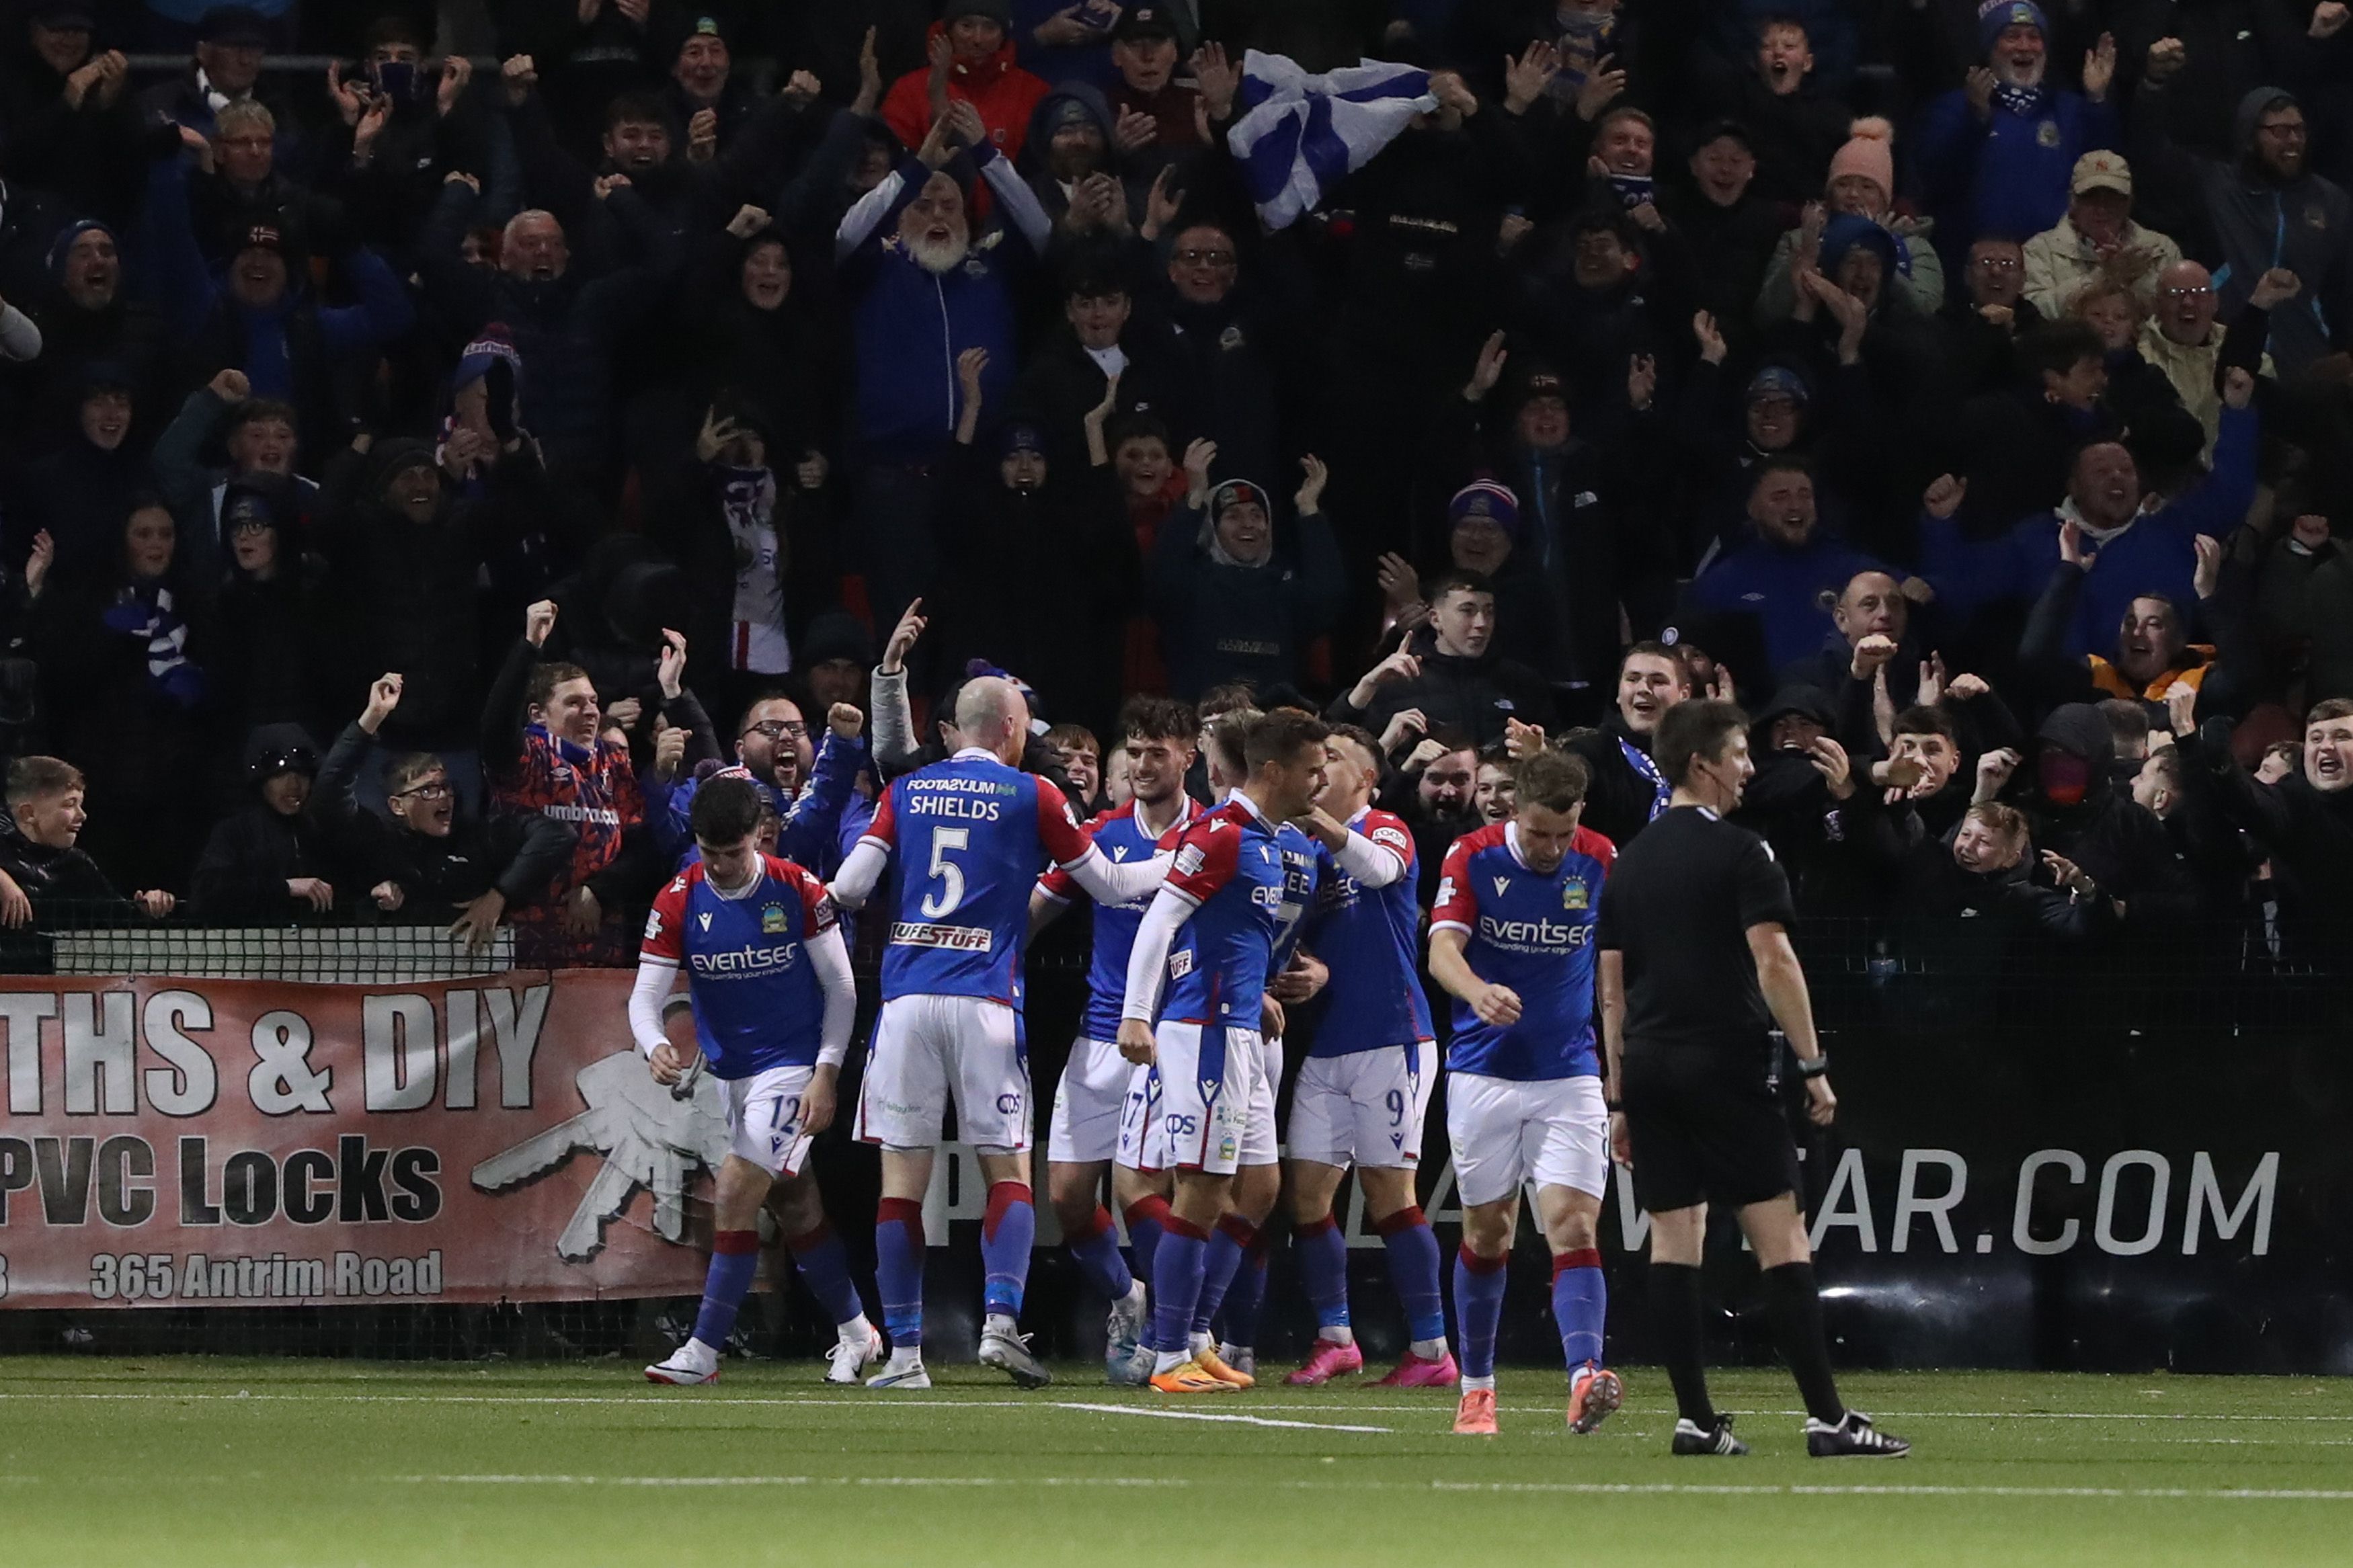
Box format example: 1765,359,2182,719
2132,85,2353,374
2011,702,2191,929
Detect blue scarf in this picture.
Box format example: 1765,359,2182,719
1993,82,2047,118
1620,735,1669,821
102,583,204,708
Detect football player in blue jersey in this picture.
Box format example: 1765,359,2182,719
1116,708,1330,1394
829,677,1167,1389
633,776,877,1386
1172,705,1338,1388
1031,698,1202,1383
1283,725,1454,1389
1428,749,1624,1436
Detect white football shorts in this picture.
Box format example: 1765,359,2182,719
1287,1041,1435,1170
1048,1035,1132,1163
724,1063,818,1178
1445,1071,1608,1208
854,994,1030,1152
1150,1020,1261,1176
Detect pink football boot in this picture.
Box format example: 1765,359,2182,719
1373,1349,1461,1389
1285,1337,1365,1385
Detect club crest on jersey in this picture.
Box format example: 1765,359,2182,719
1562,879,1589,910
761,903,788,934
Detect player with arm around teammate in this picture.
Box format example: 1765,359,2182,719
1115,709,1331,1394
635,776,879,1386
828,677,1168,1390
1176,706,1334,1389
1427,749,1623,1438
1283,725,1455,1389
1029,697,1203,1384
1595,699,1908,1458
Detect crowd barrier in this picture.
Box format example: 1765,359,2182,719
0,914,2343,1373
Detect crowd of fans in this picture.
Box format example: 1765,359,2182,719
0,0,2347,976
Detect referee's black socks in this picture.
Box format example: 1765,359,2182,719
1646,1262,1717,1428
1760,1261,1846,1425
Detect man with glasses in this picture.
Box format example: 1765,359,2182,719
2132,69,2350,373
657,692,869,878
1938,236,2044,402
1139,219,1281,493
2138,259,2284,458
311,673,576,948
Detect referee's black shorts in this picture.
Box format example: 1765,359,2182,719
1620,1041,1802,1214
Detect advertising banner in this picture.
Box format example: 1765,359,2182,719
0,974,724,1309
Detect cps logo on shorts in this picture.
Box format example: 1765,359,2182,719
996,1094,1024,1114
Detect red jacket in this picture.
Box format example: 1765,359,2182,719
881,23,1049,165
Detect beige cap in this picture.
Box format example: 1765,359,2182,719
2071,150,2132,196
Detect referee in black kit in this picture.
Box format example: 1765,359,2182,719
1594,698,1909,1460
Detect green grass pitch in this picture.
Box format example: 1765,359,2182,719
4,1358,2349,1566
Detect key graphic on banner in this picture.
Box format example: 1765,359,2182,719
471,1052,729,1260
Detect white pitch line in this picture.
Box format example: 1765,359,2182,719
8,1391,2353,1425
1425,1481,2353,1501
1051,1401,1389,1434
375,1477,2353,1502
393,1475,1174,1489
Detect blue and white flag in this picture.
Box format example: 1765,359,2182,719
1226,51,1435,232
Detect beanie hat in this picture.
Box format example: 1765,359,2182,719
46,218,118,282
1977,0,2048,58
945,0,1012,26
1210,479,1271,518
1825,118,1895,206
1000,420,1045,460
1448,480,1521,538
1746,365,1811,406
453,323,523,393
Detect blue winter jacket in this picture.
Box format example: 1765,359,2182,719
1921,405,2258,657
835,143,1051,463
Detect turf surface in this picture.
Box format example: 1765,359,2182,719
3,1357,2348,1566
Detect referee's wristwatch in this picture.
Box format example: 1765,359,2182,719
1794,1053,1831,1079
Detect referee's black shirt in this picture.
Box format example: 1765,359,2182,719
1594,804,1798,1057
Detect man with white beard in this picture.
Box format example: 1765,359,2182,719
1915,3,2118,255
835,100,1053,679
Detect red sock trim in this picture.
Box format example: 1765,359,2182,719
1293,1214,1339,1239
1458,1243,1509,1275
1123,1194,1173,1228
1214,1213,1258,1248
713,1229,760,1256
1164,1214,1212,1243
983,1181,1031,1241
1068,1204,1115,1243
1553,1247,1603,1278
781,1219,834,1254
878,1197,925,1248
1373,1205,1427,1238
